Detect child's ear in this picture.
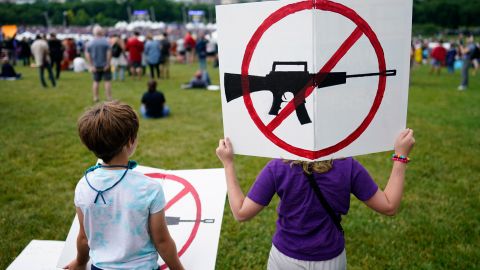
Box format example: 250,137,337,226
128,137,137,147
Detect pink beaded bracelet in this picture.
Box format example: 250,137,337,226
391,154,410,163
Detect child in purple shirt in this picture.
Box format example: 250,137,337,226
216,129,415,269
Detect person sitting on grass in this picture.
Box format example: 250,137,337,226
141,80,170,119
181,70,211,89
215,129,415,270
64,101,183,270
0,57,21,80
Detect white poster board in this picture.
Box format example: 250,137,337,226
57,166,227,270
217,0,412,161
7,240,65,270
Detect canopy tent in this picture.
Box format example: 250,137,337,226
2,25,18,38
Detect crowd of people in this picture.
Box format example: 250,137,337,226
0,25,220,120
412,34,479,90
0,25,218,83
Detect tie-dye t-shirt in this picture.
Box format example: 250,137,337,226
74,168,165,269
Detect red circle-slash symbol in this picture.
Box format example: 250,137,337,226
241,0,387,160
145,173,201,270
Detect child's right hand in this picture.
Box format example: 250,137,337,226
63,259,86,270
216,137,234,166
394,128,415,156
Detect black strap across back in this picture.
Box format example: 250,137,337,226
304,171,344,235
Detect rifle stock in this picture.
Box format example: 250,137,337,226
224,73,268,102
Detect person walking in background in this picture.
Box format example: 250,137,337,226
4,36,17,66
184,31,196,64
160,32,171,79
126,31,144,80
422,40,429,65
458,35,476,91
65,38,77,67
110,34,127,81
414,43,423,65
48,33,64,80
175,37,185,64
85,25,112,102
206,37,218,68
215,128,415,270
445,42,457,74
144,33,161,79
195,34,208,71
429,40,446,75
18,37,31,66
141,80,170,119
31,34,56,88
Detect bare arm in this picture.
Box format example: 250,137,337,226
64,208,89,269
216,138,264,222
84,47,95,72
364,129,415,216
104,49,112,71
149,210,184,270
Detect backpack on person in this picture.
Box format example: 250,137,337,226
112,43,122,58
471,45,480,60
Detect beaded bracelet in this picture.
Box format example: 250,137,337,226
391,154,410,163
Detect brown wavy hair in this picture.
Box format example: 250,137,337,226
286,159,334,174
77,101,139,163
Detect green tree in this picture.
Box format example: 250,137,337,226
73,9,90,26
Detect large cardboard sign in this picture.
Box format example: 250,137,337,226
217,0,412,161
7,240,65,270
56,166,226,270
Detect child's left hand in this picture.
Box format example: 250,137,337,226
216,137,234,166
63,259,86,270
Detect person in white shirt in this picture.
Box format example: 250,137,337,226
31,34,56,88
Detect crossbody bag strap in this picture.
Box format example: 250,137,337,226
304,172,344,235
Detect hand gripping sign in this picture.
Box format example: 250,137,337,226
57,166,226,270
217,0,413,161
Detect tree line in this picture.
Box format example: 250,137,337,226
413,0,480,35
0,0,212,27
0,0,479,31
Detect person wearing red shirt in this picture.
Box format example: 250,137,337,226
184,32,196,64
126,31,144,79
430,40,447,75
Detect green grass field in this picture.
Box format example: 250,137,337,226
0,63,479,269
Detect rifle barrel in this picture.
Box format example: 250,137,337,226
346,69,396,78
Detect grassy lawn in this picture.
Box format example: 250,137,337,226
0,63,479,269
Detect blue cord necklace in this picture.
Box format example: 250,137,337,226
84,160,138,204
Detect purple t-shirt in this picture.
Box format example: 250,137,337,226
247,158,378,261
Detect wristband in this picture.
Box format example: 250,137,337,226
391,154,410,163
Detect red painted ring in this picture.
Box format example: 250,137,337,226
241,0,387,160
145,173,201,270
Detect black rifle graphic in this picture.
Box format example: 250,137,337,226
166,216,215,226
224,61,396,125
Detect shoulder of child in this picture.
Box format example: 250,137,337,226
74,175,87,190
268,158,286,168
130,170,163,186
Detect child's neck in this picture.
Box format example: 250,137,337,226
103,153,129,169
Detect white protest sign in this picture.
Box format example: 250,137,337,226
57,166,227,270
7,240,65,270
217,0,412,161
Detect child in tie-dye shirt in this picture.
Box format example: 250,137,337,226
64,101,184,270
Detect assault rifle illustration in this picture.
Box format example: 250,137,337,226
166,216,215,225
224,61,396,124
